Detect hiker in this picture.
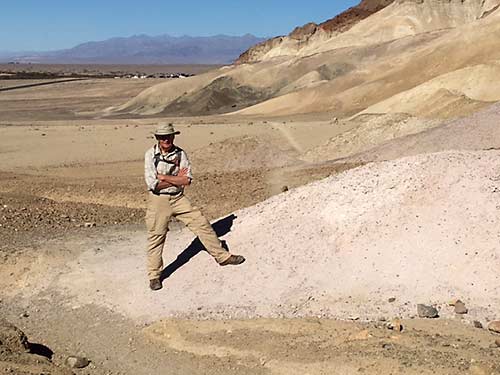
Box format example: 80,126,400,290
144,123,245,291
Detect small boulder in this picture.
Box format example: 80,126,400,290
66,356,90,368
386,318,403,332
0,319,29,353
454,300,468,314
417,304,439,318
487,321,500,334
473,320,483,329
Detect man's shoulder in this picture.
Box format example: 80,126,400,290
145,144,157,157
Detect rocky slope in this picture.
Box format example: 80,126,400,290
236,0,395,64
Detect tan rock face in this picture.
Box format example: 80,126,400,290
488,321,500,334
235,0,394,64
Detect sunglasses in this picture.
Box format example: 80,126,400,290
155,134,174,141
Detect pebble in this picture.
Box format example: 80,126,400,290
84,222,96,228
66,356,90,368
454,300,468,314
386,318,403,332
388,297,396,303
417,304,439,318
473,320,483,329
487,321,500,334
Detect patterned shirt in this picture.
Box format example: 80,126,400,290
144,144,193,195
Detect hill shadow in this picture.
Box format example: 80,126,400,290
160,214,236,281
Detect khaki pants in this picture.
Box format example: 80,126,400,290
145,193,231,280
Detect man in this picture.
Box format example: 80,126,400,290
144,122,245,291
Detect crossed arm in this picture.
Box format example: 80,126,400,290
155,167,191,190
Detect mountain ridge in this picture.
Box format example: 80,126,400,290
6,34,266,65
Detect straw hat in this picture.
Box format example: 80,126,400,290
154,122,180,136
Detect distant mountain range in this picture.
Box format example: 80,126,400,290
1,34,266,65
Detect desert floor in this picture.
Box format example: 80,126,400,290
0,78,499,375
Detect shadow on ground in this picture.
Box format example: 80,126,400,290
160,214,236,281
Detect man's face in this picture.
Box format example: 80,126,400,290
156,134,175,151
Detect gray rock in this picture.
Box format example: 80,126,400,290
417,304,439,318
66,356,90,368
487,321,500,334
454,300,468,314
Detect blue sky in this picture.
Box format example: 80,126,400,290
0,1,359,51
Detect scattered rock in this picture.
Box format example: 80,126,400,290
487,321,500,334
84,222,96,228
386,318,403,332
417,304,439,318
65,356,90,368
388,297,396,303
281,186,289,192
20,312,29,318
454,300,468,314
473,320,483,329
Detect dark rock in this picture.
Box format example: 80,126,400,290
473,320,483,329
388,297,396,303
66,356,90,368
417,304,439,318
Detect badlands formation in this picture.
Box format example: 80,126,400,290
2,0,500,374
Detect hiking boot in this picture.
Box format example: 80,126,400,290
220,254,245,266
149,278,162,291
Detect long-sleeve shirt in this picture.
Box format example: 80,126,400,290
144,144,193,195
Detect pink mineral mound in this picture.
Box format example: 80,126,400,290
57,150,500,324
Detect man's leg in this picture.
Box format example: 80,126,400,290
146,233,166,280
171,195,233,264
145,194,173,286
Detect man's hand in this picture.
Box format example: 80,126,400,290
178,167,189,177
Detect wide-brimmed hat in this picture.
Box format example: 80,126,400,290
154,122,180,136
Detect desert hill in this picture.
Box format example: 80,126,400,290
111,0,500,123
236,0,395,64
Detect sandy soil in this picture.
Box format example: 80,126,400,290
1,76,500,375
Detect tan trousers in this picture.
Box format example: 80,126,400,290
145,193,231,280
